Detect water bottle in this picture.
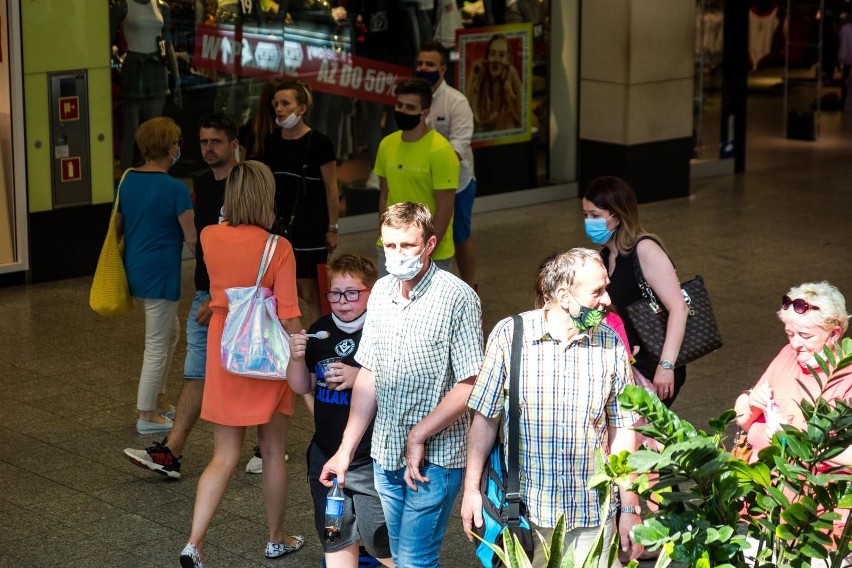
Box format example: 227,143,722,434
324,477,344,543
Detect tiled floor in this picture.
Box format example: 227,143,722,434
2,131,852,567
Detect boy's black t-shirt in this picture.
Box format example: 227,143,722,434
305,314,374,465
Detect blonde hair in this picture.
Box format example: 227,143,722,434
135,117,181,161
223,161,276,229
328,253,378,288
380,202,435,242
777,281,849,334
539,248,605,301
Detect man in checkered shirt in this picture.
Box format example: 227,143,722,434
320,202,483,567
461,248,643,567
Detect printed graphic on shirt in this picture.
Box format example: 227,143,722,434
315,387,351,405
335,339,356,357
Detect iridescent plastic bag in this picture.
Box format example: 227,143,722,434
220,235,290,380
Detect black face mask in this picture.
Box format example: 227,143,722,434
394,111,422,131
414,69,440,86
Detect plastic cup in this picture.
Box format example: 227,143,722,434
317,357,343,389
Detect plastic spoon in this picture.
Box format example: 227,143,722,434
306,331,330,340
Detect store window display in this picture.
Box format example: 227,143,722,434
111,0,183,169
107,0,554,212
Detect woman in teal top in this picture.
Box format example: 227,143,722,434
116,116,196,434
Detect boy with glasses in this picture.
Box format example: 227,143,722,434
287,254,392,568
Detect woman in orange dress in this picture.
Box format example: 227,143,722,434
180,161,304,568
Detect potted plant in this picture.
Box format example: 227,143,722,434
606,337,852,568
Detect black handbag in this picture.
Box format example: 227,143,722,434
473,315,536,567
623,247,723,368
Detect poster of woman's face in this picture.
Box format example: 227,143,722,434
457,23,531,146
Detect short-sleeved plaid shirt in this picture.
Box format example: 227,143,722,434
467,309,638,529
356,262,483,471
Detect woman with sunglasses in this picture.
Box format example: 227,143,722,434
734,281,851,461
581,176,689,405
115,117,196,434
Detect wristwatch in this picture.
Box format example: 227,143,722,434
327,223,339,233
621,505,641,515
659,359,674,370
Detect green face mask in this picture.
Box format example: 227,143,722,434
570,305,604,331
567,290,605,331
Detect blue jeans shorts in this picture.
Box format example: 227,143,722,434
183,290,210,379
373,460,463,567
453,178,477,243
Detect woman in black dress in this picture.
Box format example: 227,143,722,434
581,176,689,405
260,79,339,326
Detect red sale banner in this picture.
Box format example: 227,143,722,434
192,24,412,105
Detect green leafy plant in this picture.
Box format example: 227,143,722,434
471,489,639,568
734,337,852,568
606,336,852,568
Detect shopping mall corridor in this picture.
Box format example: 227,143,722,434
1,148,851,566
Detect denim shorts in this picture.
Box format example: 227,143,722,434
453,178,477,243
183,291,210,380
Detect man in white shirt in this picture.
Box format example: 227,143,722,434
415,39,479,290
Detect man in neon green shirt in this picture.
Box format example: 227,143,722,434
374,78,460,273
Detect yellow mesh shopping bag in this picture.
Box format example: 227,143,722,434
89,171,133,316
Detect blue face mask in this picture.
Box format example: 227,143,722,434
584,216,614,245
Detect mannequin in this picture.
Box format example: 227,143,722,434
111,0,182,169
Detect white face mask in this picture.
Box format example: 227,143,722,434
276,112,300,129
385,251,424,281
332,311,367,334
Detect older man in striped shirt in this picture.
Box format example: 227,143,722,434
462,248,643,567
321,202,483,567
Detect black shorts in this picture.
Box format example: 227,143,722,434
121,52,169,99
293,247,329,280
307,442,391,557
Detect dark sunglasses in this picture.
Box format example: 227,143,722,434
326,289,368,303
781,295,820,314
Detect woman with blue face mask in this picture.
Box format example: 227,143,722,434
581,176,689,406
